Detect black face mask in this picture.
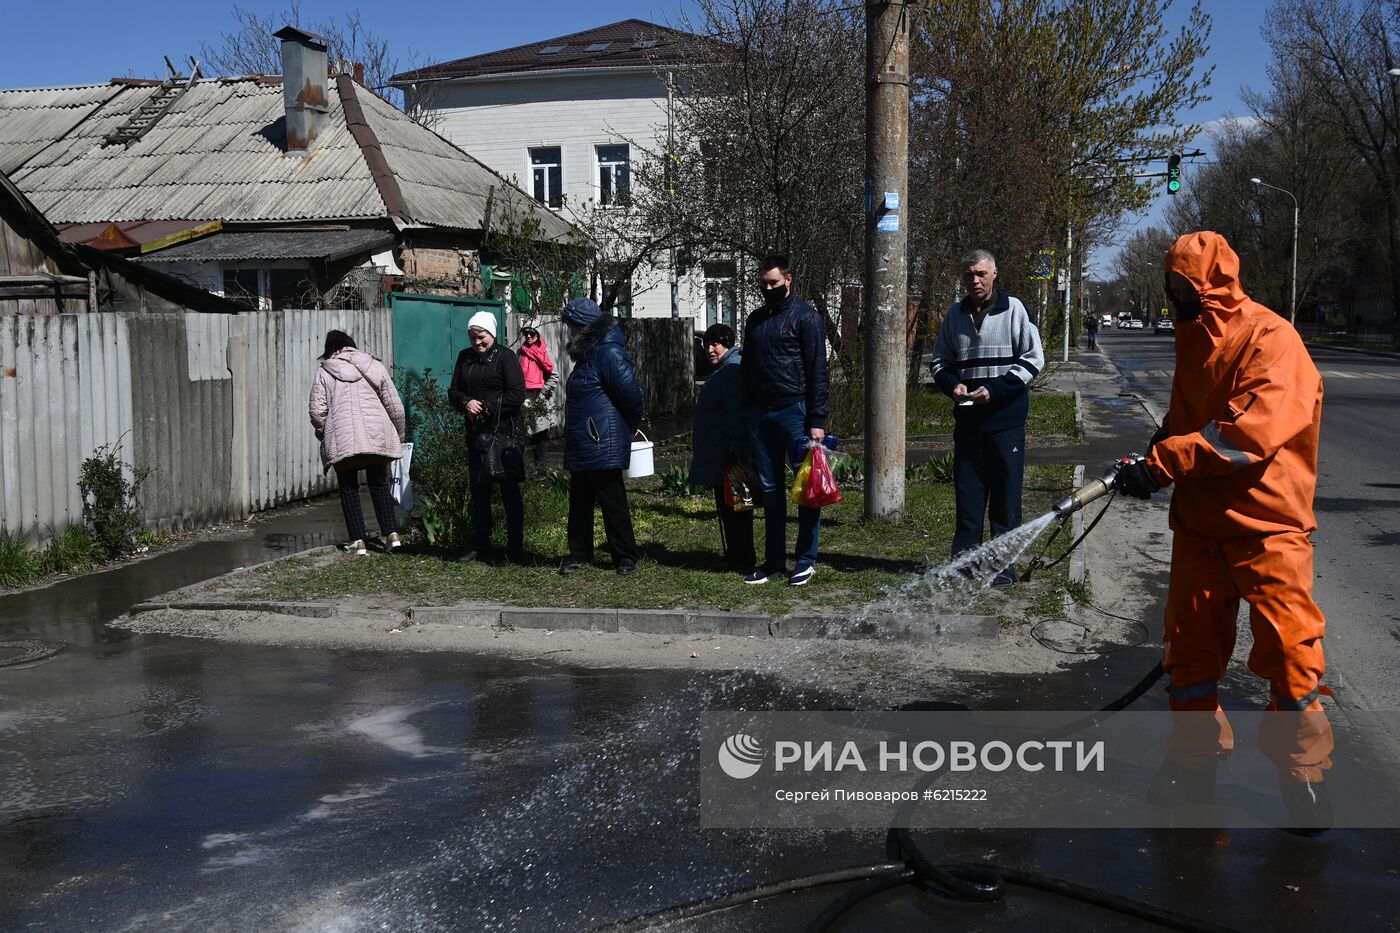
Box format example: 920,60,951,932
760,283,787,305
1171,297,1203,322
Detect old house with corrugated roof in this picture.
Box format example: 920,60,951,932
0,27,570,311
0,169,243,315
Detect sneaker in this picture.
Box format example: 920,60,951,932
616,560,638,577
559,559,584,576
341,539,368,556
386,532,403,551
744,568,777,585
788,565,816,587
455,549,480,563
992,569,1017,587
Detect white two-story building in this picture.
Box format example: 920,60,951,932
391,19,739,330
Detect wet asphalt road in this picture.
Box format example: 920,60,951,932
3,384,1400,929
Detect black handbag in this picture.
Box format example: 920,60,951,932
474,402,526,484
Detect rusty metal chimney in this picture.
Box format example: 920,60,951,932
274,26,329,156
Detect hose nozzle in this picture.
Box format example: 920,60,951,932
1053,463,1125,517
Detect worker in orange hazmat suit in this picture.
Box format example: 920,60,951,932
1113,230,1332,832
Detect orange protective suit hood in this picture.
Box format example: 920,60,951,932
1166,231,1248,342
1149,231,1323,538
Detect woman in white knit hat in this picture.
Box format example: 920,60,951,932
447,310,528,563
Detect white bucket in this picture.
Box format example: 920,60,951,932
626,430,655,479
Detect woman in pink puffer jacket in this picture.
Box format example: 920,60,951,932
308,331,407,555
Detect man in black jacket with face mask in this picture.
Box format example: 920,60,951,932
740,254,831,587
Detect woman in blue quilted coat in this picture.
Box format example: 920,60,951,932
559,298,644,576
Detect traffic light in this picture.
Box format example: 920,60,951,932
1166,153,1182,194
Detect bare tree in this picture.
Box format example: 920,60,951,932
1112,226,1177,319
197,3,430,118
910,0,1213,318
641,0,866,367
1167,74,1366,318
1267,0,1400,336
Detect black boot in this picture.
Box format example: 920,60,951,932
1279,774,1332,835
1147,759,1217,807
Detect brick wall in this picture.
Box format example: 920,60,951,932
398,247,483,297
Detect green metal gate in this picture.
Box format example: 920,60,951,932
389,292,505,438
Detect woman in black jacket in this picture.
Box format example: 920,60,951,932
448,311,527,564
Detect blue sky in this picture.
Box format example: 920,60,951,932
2,0,1273,272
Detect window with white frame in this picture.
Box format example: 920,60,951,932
529,146,563,209
597,144,630,207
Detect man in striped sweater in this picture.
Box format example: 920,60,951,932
929,249,1046,583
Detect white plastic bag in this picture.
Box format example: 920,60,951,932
390,442,415,512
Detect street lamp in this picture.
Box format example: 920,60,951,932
1249,177,1299,323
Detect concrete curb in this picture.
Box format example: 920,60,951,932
129,599,1000,641
1073,389,1084,441
1131,392,1164,430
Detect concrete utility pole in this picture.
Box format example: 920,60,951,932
863,1,912,521
667,70,681,320
1062,220,1072,363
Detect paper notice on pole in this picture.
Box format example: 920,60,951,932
877,214,900,233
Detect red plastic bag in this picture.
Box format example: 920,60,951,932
802,445,842,508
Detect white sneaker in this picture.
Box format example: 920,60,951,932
788,565,816,587
341,539,367,556
386,532,402,551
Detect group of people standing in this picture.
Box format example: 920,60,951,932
688,255,831,587
306,249,1035,588
307,297,646,574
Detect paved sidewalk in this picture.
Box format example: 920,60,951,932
1029,349,1175,658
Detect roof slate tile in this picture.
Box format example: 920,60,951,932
0,75,569,237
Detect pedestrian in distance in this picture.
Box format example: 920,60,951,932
1086,312,1100,351
308,330,406,556
740,254,831,587
1113,230,1333,832
448,311,527,565
928,249,1046,585
558,297,644,577
517,325,559,471
689,323,756,572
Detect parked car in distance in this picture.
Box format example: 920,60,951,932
1154,318,1174,335
1100,314,1113,327
1122,318,1144,329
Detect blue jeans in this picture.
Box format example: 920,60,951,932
468,445,524,553
748,402,821,571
